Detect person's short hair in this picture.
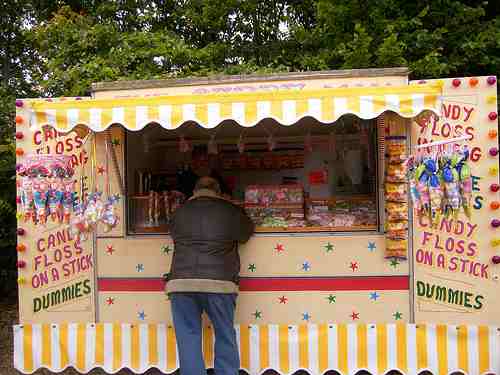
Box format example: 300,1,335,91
194,176,221,195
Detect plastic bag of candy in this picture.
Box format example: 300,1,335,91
385,183,407,202
458,149,472,218
386,163,407,182
440,154,461,219
385,202,408,221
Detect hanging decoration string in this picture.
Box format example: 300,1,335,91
105,128,124,196
261,123,276,151
237,130,246,153
414,135,472,150
90,132,97,194
303,121,312,153
207,126,220,155
104,133,110,198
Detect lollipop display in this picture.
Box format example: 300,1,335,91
414,163,431,220
70,193,120,241
440,155,461,219
458,150,473,218
47,177,62,222
409,146,474,224
424,159,444,227
62,179,77,224
406,158,422,215
20,177,35,223
16,129,121,240
17,154,75,225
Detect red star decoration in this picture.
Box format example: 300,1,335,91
275,243,284,253
97,166,106,175
279,296,288,304
350,261,359,272
350,311,360,320
106,297,114,305
106,245,115,255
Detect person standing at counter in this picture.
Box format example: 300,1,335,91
167,176,254,375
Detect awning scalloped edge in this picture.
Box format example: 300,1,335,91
13,323,499,375
21,84,443,133
8,365,490,375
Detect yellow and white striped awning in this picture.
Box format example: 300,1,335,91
24,84,442,132
14,323,499,375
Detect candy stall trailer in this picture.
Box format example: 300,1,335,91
13,67,500,375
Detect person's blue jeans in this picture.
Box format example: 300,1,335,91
170,292,240,375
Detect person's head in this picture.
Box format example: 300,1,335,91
193,176,221,197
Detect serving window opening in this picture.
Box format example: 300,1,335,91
126,115,380,234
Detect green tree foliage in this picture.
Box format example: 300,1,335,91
289,0,500,76
0,96,16,253
30,6,200,96
0,1,38,280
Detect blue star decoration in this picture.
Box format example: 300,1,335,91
138,310,146,320
369,291,380,301
302,261,311,271
136,263,144,272
302,312,311,321
368,242,377,252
